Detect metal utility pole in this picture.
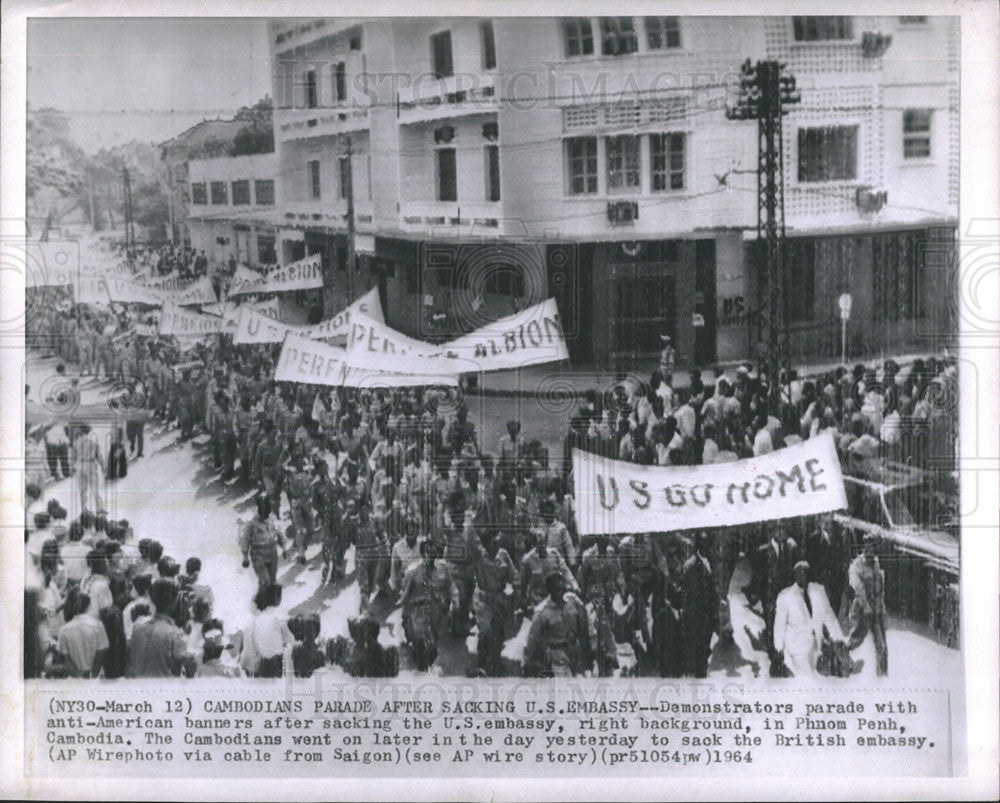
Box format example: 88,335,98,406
727,59,800,413
344,136,356,303
122,167,136,263
165,165,176,245
87,179,96,231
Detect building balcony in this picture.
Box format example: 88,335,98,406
397,72,499,125
271,19,361,56
279,199,377,232
275,106,371,143
398,200,504,235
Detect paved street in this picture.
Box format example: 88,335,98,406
28,354,961,683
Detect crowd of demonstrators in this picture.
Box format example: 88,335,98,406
22,489,243,679
24,242,957,681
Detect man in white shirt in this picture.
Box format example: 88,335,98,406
752,415,773,457
774,561,844,677
44,422,71,481
673,389,696,441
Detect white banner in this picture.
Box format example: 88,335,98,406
228,253,323,296
344,297,569,375
159,304,225,337
275,332,459,388
571,431,848,536
72,274,111,306
103,276,165,306
202,297,280,327
162,275,217,306
233,286,382,345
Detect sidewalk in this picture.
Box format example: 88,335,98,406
468,350,945,399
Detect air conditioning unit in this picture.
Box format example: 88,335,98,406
861,31,892,58
607,201,639,225
434,126,455,144
856,187,888,214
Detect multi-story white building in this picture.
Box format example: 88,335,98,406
187,153,280,267
268,15,958,368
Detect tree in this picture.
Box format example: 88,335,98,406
230,95,274,156
131,181,171,242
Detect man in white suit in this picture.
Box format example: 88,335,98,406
774,560,844,677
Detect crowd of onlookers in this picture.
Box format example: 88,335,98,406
23,241,958,680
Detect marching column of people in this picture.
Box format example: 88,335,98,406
26,240,959,680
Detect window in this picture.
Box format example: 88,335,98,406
190,182,207,205
210,181,228,205
650,132,685,191
903,109,932,159
565,136,598,195
605,135,640,193
436,148,457,202
599,17,638,56
254,179,275,206
305,69,318,108
257,235,277,265
480,20,497,70
338,156,351,199
231,180,251,206
645,17,681,49
484,144,500,202
431,30,453,79
797,125,858,182
334,62,347,102
309,160,321,199
349,32,363,50
562,18,594,57
792,17,854,41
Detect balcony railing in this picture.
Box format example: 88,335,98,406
279,199,376,231
399,200,503,233
397,73,499,124
275,106,371,142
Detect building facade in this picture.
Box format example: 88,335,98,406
187,153,280,268
268,15,958,367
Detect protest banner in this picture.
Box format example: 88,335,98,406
233,286,381,344
202,296,280,324
103,276,165,306
163,275,218,306
343,297,569,375
275,332,459,388
228,253,323,296
158,304,225,337
72,273,111,306
571,430,847,535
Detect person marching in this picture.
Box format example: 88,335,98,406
398,540,458,672
285,455,316,565
471,529,519,677
523,569,592,677
239,495,287,591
